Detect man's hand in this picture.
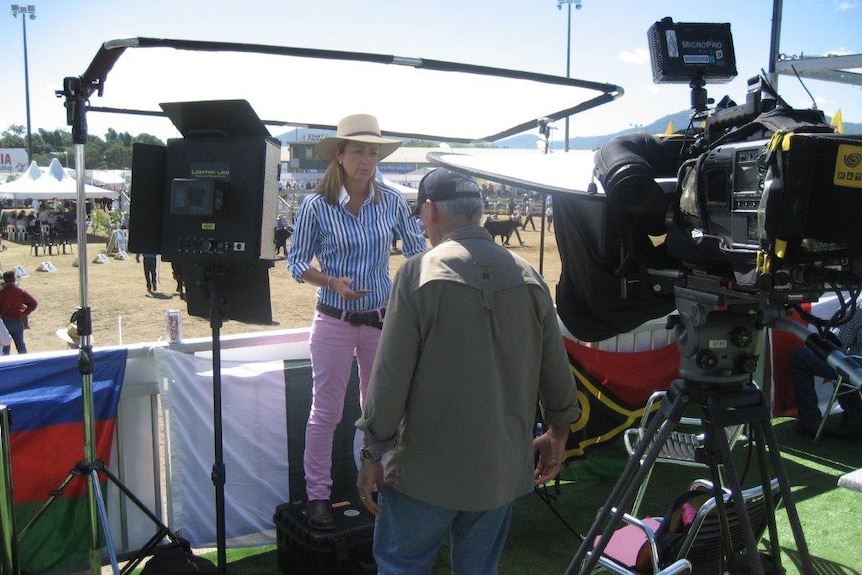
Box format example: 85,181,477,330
533,424,570,485
356,461,385,517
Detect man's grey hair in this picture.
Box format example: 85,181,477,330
434,196,484,223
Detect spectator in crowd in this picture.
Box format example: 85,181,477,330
522,197,536,231
356,168,579,574
142,253,158,292
0,271,38,355
286,113,426,530
56,321,87,349
791,293,862,439
545,204,554,233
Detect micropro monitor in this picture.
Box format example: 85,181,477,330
648,18,737,84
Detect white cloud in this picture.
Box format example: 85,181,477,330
824,48,854,56
836,2,856,12
619,48,649,65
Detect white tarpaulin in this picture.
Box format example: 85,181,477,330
0,159,119,200
154,348,289,547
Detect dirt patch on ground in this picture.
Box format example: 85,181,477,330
1,225,562,354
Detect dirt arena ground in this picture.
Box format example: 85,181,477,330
1,223,562,354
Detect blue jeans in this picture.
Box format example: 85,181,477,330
373,487,513,575
790,346,862,428
1,318,26,355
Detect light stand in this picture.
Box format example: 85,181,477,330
16,77,182,575
201,264,229,574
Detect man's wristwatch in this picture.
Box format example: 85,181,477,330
359,447,379,465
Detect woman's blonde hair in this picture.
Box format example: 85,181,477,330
316,141,381,205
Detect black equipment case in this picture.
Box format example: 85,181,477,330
273,491,376,574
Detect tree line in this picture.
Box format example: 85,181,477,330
1,124,164,170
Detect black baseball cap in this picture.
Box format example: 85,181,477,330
411,168,482,217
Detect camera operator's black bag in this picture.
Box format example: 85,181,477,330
139,537,217,575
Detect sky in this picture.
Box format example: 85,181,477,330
1,0,860,146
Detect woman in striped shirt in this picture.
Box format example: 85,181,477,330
287,114,426,530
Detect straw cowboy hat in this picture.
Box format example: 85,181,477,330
315,114,402,164
56,322,91,346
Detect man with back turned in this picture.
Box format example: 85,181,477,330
356,168,579,574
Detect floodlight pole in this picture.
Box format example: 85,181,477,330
556,0,582,152
11,4,36,163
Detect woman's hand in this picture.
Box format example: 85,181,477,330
329,276,371,301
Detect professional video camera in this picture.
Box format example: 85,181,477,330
569,21,862,575
587,18,862,327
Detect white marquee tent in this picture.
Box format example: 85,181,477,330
0,159,118,200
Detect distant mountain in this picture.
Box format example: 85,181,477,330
495,110,860,150
275,111,859,150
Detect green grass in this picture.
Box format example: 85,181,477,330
181,416,862,574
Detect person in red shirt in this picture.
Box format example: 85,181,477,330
0,271,38,355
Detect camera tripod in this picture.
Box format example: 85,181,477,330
565,292,816,575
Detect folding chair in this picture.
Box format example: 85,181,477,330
15,223,28,243
815,355,862,442
589,478,780,575
623,391,747,516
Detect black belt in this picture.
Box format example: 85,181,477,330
316,303,385,329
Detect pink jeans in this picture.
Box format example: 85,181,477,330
304,312,382,500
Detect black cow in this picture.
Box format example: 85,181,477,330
484,217,524,246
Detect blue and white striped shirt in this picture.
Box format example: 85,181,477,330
287,182,426,311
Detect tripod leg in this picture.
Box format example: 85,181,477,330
16,469,81,541
565,386,691,575
751,421,783,572
99,464,178,537
754,418,816,574
88,468,121,575
704,398,764,575
699,435,738,573
95,463,186,575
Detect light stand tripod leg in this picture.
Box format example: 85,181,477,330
87,467,121,574
93,464,181,574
